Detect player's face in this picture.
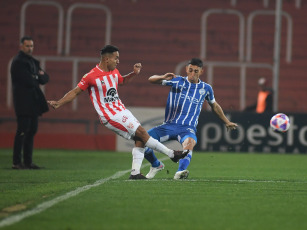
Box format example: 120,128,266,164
20,40,34,56
106,51,120,71
186,64,203,83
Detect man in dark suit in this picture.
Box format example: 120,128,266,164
11,36,49,169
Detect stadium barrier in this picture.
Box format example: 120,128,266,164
1,112,306,153
0,118,116,150
195,112,307,153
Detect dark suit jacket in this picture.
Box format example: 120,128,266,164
11,51,49,116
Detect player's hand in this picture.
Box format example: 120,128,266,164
133,63,142,75
163,73,175,80
226,122,238,131
48,101,60,109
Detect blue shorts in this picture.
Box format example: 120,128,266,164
147,123,197,144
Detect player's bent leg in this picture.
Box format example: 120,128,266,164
129,147,147,180
146,136,189,162
135,126,188,161
174,137,196,179
131,147,144,175
144,147,160,167
178,153,192,171
144,128,161,167
175,152,192,180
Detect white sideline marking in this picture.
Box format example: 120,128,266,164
141,178,307,184
0,156,171,228
0,169,131,228
191,179,307,184
2,153,305,228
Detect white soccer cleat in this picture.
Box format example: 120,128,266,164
146,162,165,179
173,170,189,180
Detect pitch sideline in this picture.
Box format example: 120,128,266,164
1,156,305,227
0,157,165,228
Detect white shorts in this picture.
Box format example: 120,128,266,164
101,109,140,140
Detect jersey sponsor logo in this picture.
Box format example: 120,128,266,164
199,88,206,95
104,88,119,103
180,94,200,104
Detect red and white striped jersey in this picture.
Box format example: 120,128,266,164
78,65,126,124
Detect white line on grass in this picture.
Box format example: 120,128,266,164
130,178,307,184
2,155,305,228
195,179,307,184
0,157,162,229
0,171,131,228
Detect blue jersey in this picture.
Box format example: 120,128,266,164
162,76,215,128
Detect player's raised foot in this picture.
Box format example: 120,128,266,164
146,162,165,179
171,150,189,163
174,170,189,180
129,173,147,180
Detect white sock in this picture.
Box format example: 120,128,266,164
145,137,174,158
131,147,145,175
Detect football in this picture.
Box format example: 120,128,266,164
270,113,290,132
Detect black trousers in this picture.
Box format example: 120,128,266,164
13,116,38,166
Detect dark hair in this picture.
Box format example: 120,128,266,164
188,58,203,68
20,36,33,44
100,45,119,55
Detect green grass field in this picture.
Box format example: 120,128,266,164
0,149,307,230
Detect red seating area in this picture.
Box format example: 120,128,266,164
0,0,306,149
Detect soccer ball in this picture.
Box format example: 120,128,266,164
270,113,290,132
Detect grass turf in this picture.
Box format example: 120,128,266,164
0,149,307,230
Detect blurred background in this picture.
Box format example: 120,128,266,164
0,0,306,152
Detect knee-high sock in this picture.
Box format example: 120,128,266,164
178,151,192,171
145,137,174,158
131,147,145,175
144,147,160,167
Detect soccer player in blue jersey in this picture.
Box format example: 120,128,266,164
144,58,238,179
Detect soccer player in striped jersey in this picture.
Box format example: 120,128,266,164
48,45,188,179
144,58,238,180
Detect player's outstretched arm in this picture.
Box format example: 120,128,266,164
148,73,175,84
121,63,142,84
48,86,82,109
210,102,238,131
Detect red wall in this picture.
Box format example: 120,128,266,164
0,0,306,149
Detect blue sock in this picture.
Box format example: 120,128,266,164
144,147,160,167
178,153,192,171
